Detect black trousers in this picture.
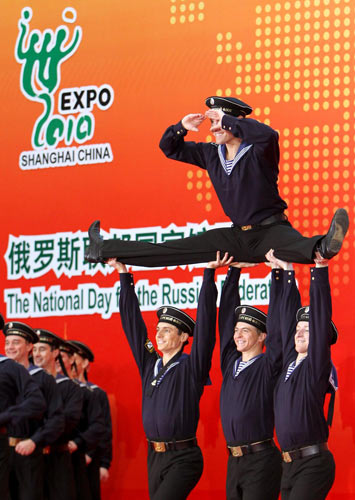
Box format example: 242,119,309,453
147,446,203,500
71,451,92,500
226,447,282,500
281,450,335,500
44,451,76,500
9,447,44,500
87,455,101,500
101,221,322,267
0,435,10,500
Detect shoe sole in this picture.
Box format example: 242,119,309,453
328,209,349,254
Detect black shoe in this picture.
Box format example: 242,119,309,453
84,220,105,263
318,208,349,259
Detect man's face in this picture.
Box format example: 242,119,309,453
73,352,88,376
56,350,74,375
155,322,187,355
5,335,32,364
33,342,58,370
233,321,265,353
294,321,309,354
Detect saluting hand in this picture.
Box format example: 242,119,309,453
181,113,206,132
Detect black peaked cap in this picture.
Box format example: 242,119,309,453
157,306,195,335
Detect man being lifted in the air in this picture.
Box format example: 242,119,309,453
85,96,349,267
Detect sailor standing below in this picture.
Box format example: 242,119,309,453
68,340,112,500
107,252,231,500
218,259,282,500
33,329,82,500
0,314,46,500
266,249,337,500
64,340,105,500
3,322,64,500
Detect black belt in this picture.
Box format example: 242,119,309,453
148,437,197,453
235,212,287,231
43,443,69,454
227,438,276,457
282,443,329,463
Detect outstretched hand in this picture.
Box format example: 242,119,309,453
314,251,329,268
230,262,259,269
106,258,128,273
181,113,206,132
207,251,234,269
265,249,293,270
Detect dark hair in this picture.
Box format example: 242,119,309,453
177,328,189,348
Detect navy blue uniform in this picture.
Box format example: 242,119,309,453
0,355,45,499
8,365,64,500
43,374,83,500
86,382,113,500
99,117,321,266
119,268,217,499
71,381,105,500
219,267,282,499
274,267,335,499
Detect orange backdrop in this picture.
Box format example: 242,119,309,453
1,1,354,498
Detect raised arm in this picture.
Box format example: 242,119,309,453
218,266,241,374
308,255,332,384
264,255,283,373
107,259,157,376
218,258,258,374
266,249,300,366
189,252,233,384
159,114,210,168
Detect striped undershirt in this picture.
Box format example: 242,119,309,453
218,143,253,175
285,356,306,381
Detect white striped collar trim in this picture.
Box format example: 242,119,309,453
218,144,253,175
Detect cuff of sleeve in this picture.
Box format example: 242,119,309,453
284,270,295,284
74,437,84,449
310,266,329,282
272,268,283,281
221,114,241,132
172,121,188,136
120,273,134,286
227,266,241,280
204,268,215,279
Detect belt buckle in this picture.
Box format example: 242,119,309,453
9,437,21,447
43,446,50,455
230,446,243,457
153,441,166,453
282,451,292,463
241,225,252,231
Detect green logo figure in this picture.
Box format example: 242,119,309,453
15,7,82,148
